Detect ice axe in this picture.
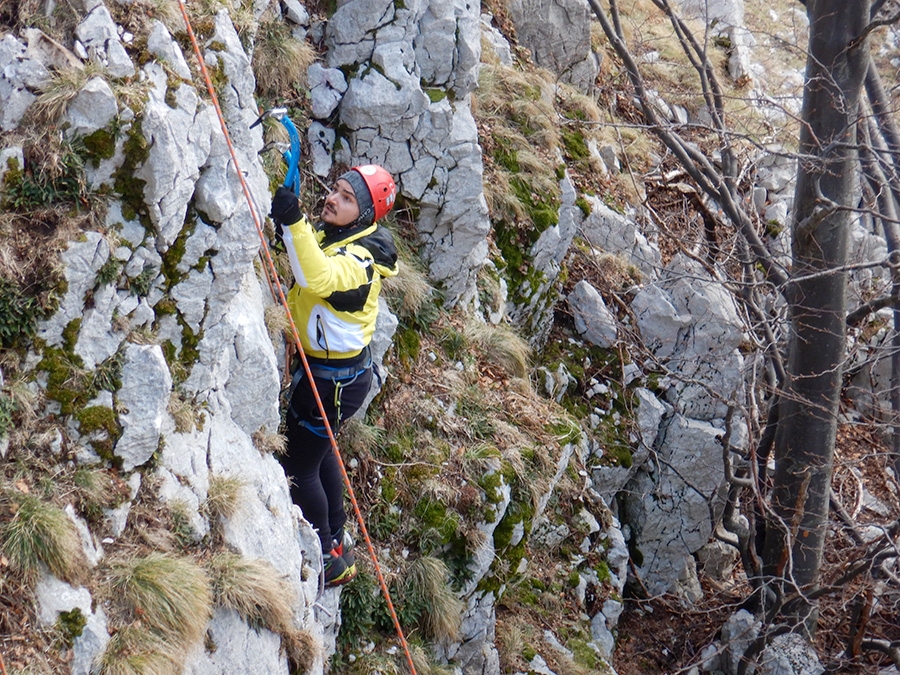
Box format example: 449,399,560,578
251,107,301,196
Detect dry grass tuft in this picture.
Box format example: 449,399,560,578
167,392,197,433
252,429,286,454
93,624,181,675
30,64,100,125
496,614,532,673
559,90,604,123
0,491,87,584
204,474,245,522
1,374,40,441
206,552,296,634
465,321,532,379
264,304,291,342
146,0,185,34
105,552,211,646
282,627,321,673
72,465,123,520
403,556,464,644
381,261,434,320
482,166,529,223
408,642,458,675
252,20,316,98
340,418,386,457
208,549,323,670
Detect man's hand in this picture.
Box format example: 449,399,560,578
270,186,302,226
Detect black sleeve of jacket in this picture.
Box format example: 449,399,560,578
357,226,398,270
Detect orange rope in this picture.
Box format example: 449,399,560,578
174,4,418,673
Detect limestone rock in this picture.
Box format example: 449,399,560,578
35,573,92,626
35,573,109,675
0,34,47,131
340,48,430,134
675,0,751,83
327,0,490,307
23,28,83,72
206,414,326,639
115,344,172,471
65,503,103,567
172,267,214,332
581,197,662,280
136,83,213,248
632,284,692,359
569,280,618,348
146,20,192,80
661,254,748,420
508,0,599,92
74,5,135,77
74,284,126,370
38,232,109,347
758,634,824,675
416,0,481,95
481,14,513,66
307,121,335,176
756,147,796,195
591,387,670,501
720,609,761,675
446,591,501,675
104,473,141,537
308,63,347,120
282,0,310,25
414,99,491,306
66,76,118,137
623,414,727,595
184,608,290,674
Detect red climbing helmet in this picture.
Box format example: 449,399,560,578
353,164,396,221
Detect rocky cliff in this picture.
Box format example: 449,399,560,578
0,0,895,674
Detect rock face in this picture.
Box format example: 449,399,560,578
0,33,49,132
675,0,752,81
324,0,490,307
624,264,749,594
8,0,880,672
8,6,332,672
508,0,600,92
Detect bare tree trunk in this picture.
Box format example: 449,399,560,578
761,0,871,634
862,58,900,479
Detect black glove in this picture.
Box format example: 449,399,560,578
270,186,302,226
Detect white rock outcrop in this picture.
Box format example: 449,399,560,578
508,0,600,92
326,0,490,307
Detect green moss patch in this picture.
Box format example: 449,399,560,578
113,118,150,225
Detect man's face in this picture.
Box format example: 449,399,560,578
321,179,360,227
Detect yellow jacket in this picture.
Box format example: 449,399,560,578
282,216,398,361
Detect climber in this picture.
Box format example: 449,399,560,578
269,164,398,587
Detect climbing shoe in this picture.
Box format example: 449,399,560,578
332,530,356,569
323,548,356,587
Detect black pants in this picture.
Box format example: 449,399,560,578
282,366,372,551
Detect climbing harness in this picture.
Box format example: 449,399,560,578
174,4,418,673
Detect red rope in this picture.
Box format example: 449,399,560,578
174,4,418,672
